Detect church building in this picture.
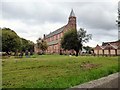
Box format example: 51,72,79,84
35,9,77,54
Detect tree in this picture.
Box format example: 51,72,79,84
83,46,92,54
20,38,34,52
2,27,34,55
36,38,48,54
2,28,21,54
61,28,92,56
20,38,28,51
27,40,34,52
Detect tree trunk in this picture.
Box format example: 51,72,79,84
6,51,9,55
76,50,79,57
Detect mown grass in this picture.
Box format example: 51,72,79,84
2,55,119,88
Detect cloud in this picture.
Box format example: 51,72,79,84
1,0,119,47
75,2,117,30
2,2,67,25
1,18,65,42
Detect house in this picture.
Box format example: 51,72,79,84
94,40,120,56
35,9,77,54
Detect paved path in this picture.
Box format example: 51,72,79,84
68,73,119,90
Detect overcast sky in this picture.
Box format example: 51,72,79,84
0,0,119,47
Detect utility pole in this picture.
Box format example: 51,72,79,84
116,1,120,40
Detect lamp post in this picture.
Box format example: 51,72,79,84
116,1,120,56
116,1,120,40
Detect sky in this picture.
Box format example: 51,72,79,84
0,0,119,47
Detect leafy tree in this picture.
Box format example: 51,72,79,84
2,27,34,55
2,28,21,54
20,38,34,52
61,28,92,56
36,38,48,54
83,46,92,54
27,40,34,52
61,29,78,55
20,38,29,51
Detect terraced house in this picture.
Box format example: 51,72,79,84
94,40,120,56
35,9,77,54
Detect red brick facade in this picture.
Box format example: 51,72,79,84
45,9,76,54
34,9,77,54
94,41,120,56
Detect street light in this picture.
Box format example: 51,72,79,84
116,1,120,40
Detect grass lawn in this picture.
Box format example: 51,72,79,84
2,55,119,88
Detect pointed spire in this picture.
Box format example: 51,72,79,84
69,9,75,17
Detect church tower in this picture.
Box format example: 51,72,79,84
68,9,76,30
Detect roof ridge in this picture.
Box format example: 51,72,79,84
45,25,67,39
103,40,119,44
49,25,66,34
109,43,118,49
103,43,118,49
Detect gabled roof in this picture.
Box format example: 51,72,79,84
69,9,75,17
102,40,120,46
104,43,118,50
94,44,103,50
95,41,120,50
100,46,105,49
45,25,66,39
44,9,76,39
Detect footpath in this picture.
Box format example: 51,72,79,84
68,73,119,90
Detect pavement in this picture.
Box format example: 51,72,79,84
68,73,119,90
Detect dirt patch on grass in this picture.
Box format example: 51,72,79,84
80,61,102,70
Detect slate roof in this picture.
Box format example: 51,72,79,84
94,40,120,50
103,43,118,50
44,9,75,39
69,9,75,17
102,41,120,46
47,40,59,46
45,25,66,39
94,44,103,50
